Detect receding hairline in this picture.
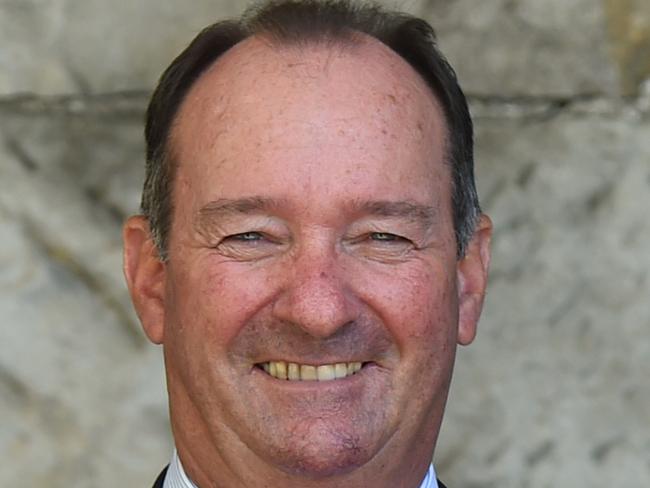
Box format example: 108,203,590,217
166,30,449,170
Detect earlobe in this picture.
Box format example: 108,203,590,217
122,216,167,344
457,214,492,346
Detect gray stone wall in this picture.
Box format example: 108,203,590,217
1,1,648,486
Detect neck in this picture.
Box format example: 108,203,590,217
171,448,438,488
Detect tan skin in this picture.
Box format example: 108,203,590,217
123,35,491,488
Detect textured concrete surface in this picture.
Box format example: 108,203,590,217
0,0,242,95
422,0,620,97
4,0,650,97
1,1,649,487
439,94,650,488
0,97,170,487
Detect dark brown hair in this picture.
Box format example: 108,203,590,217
143,0,480,260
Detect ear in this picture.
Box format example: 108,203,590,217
456,214,492,346
123,215,166,344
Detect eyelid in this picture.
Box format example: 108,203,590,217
213,231,287,262
346,231,413,246
220,231,281,246
221,226,294,246
225,231,265,241
370,231,408,241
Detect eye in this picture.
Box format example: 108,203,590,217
369,232,405,242
214,231,285,261
225,231,265,242
346,230,415,262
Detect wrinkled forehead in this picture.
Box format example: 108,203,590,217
169,34,447,165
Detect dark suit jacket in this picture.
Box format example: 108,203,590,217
152,466,447,488
152,466,168,488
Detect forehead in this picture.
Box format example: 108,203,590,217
170,34,448,202
178,34,441,108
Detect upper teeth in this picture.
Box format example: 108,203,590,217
261,361,362,381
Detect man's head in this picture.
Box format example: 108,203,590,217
123,1,491,486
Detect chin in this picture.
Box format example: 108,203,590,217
258,420,381,479
275,443,371,479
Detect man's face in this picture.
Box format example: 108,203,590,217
128,36,489,485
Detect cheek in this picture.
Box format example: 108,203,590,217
167,260,279,348
358,261,459,347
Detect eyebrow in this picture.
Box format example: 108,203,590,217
198,196,283,216
196,196,284,228
195,196,439,228
354,200,439,227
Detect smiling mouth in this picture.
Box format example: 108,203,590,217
257,361,366,381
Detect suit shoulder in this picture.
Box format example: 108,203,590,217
152,465,169,488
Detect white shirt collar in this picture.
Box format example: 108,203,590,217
164,449,439,488
163,449,198,488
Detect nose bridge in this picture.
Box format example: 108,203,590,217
273,239,356,338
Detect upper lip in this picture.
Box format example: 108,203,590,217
256,359,369,365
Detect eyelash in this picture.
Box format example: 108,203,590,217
225,231,265,242
219,231,412,248
369,232,407,242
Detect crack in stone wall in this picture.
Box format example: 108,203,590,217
3,88,650,121
20,218,145,348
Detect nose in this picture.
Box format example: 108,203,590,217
272,246,358,338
